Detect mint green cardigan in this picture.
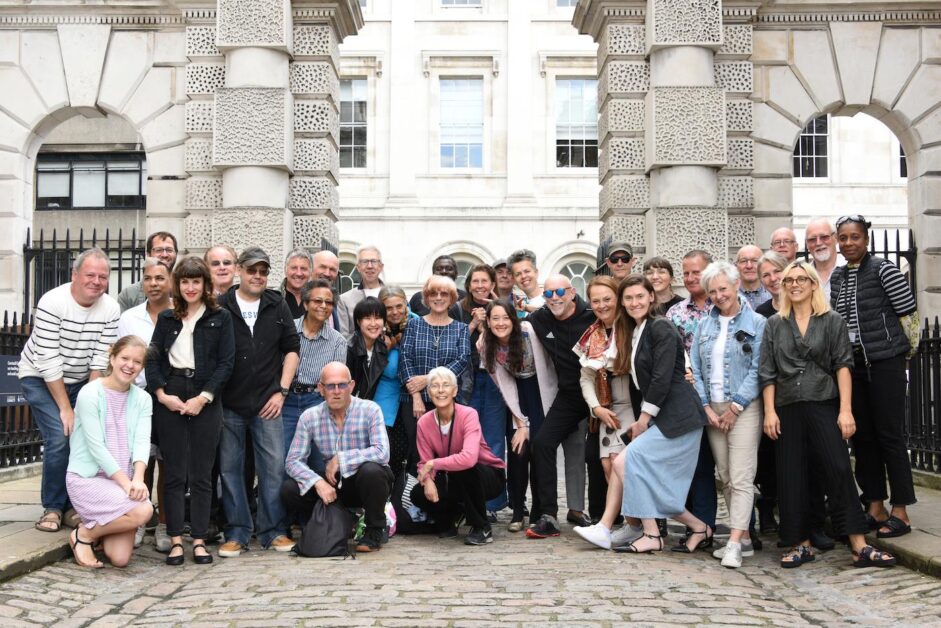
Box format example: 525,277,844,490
67,379,152,478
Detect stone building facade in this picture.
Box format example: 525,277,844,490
0,0,937,317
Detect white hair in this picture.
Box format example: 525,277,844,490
700,260,740,292
427,366,457,389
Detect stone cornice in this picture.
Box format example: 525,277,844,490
756,8,941,23
0,10,186,27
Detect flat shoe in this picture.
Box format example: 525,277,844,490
876,515,911,539
166,543,185,566
193,543,213,565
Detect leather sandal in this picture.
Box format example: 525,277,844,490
613,532,662,554
780,545,815,568
69,528,103,569
853,545,896,568
876,515,911,539
671,526,713,553
35,510,62,533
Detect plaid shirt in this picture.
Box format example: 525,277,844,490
665,297,710,353
398,318,470,403
285,396,389,495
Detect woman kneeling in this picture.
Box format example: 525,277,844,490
414,367,506,546
66,335,154,568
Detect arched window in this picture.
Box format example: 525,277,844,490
339,257,361,293
559,258,595,299
452,254,485,290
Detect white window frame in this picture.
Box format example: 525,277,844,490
554,77,599,169
539,53,598,174
793,114,829,180
338,53,384,176
339,78,368,170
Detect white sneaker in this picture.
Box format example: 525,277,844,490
713,539,754,559
133,525,145,548
721,542,744,568
573,523,612,550
155,523,171,553
610,524,643,548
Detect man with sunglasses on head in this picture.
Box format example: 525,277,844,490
605,241,635,280
526,275,598,538
281,361,392,553
217,246,300,558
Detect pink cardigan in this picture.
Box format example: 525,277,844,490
417,404,506,479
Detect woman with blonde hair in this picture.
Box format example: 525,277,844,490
760,261,895,569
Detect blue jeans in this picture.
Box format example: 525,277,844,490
470,371,509,512
21,377,85,513
281,391,323,458
220,408,288,547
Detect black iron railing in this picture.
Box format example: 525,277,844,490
0,312,40,469
909,317,941,473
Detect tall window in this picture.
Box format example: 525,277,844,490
340,79,367,168
793,115,828,178
900,145,908,178
36,153,147,210
556,79,598,168
440,78,483,169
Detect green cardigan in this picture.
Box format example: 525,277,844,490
67,379,152,478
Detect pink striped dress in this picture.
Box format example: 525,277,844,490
66,388,139,528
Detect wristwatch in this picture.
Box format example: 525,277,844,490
731,402,744,414
280,387,290,397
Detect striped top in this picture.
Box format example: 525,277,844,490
293,317,347,386
19,284,120,384
834,262,916,346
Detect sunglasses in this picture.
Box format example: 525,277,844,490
608,253,632,264
309,297,335,307
835,214,870,230
320,381,352,392
210,260,234,267
245,266,270,277
543,287,569,299
734,330,753,354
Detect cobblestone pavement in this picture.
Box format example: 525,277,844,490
3,515,941,627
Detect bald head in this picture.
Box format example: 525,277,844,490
319,361,354,415
735,245,763,288
771,227,798,262
543,274,571,291
312,250,340,283
320,361,351,383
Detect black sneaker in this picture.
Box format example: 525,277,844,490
525,515,561,539
355,527,383,553
465,527,494,546
438,526,458,539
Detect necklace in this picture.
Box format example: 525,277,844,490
431,322,445,349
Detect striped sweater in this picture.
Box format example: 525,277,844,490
18,284,120,384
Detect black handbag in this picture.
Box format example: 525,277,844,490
294,500,353,558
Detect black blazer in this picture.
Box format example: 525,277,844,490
146,307,235,398
632,317,707,438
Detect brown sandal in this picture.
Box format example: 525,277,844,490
35,510,62,533
63,508,82,529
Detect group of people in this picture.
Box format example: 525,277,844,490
18,215,916,570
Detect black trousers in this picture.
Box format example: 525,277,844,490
155,374,223,539
756,433,827,532
852,355,916,506
531,391,589,520
280,461,393,530
399,397,420,474
776,400,868,546
411,463,505,530
585,431,607,520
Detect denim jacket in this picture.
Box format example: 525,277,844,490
690,295,766,409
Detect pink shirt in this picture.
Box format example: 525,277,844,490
417,404,506,479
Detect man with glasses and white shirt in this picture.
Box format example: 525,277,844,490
805,218,839,301
338,245,384,339
770,228,799,263
281,361,392,553
217,246,300,558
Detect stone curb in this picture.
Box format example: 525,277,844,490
0,538,70,583
0,462,42,484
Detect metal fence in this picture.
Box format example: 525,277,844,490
0,312,40,469
23,227,145,318
909,317,941,473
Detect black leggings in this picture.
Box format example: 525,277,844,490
155,374,223,539
411,464,505,530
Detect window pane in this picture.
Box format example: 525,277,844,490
469,144,482,168
38,172,70,198
340,127,353,146
340,101,353,123
556,78,598,167
353,147,367,168
340,78,367,169
72,163,105,207
585,143,598,168
353,126,366,146
440,78,483,168
354,101,367,123
557,144,570,168
340,147,353,168
440,145,454,168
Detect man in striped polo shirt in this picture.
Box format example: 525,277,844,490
18,247,120,533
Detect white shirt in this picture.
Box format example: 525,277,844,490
710,315,732,403
117,302,161,388
236,293,260,335
169,304,205,370
363,287,381,299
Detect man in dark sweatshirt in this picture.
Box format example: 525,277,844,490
526,274,597,538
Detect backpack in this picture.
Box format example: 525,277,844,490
294,500,354,558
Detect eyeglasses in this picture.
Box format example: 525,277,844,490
781,276,813,286
321,381,352,392
835,214,870,229
245,266,270,277
736,257,760,265
543,287,569,299
209,260,234,267
771,239,796,247
428,382,455,391
151,247,176,255
806,234,833,245
309,297,334,307
608,254,631,264
427,290,451,298
359,258,382,267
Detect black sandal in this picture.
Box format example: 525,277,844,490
780,545,815,569
166,543,185,566
671,526,713,553
876,515,911,539
69,528,103,569
613,532,662,554
853,545,897,568
193,542,213,565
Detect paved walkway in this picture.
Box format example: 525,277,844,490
3,463,941,625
